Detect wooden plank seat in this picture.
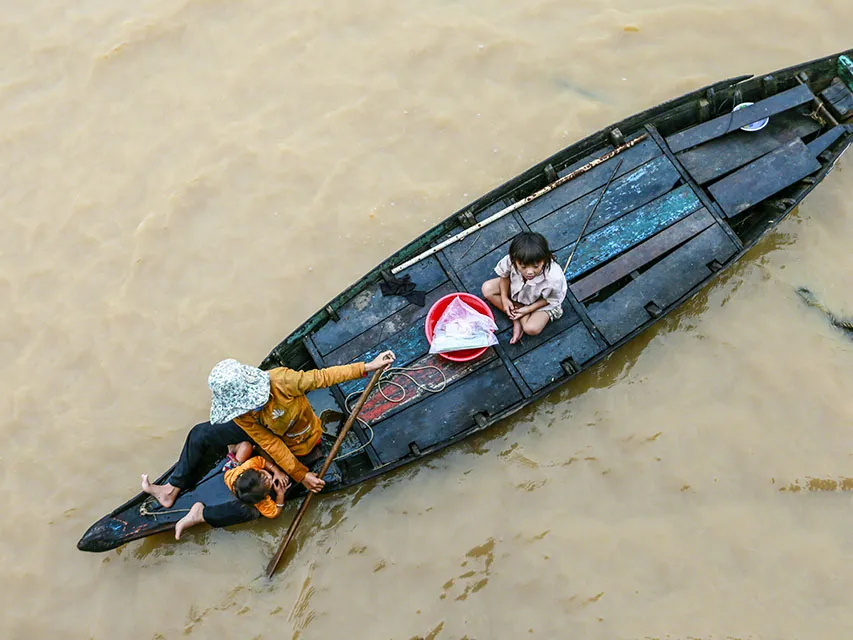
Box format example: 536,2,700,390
513,321,602,391
587,224,739,344
570,208,716,302
326,283,498,398
556,184,704,281
530,154,683,254
676,111,821,185
807,124,852,157
666,83,815,153
322,283,507,423
369,358,524,464
707,138,821,218
312,255,448,355
518,137,661,226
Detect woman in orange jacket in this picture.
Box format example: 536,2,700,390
141,350,395,531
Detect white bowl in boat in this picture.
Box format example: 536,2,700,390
733,102,769,132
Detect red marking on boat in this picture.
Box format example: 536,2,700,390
358,350,496,423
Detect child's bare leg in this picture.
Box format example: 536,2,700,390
141,474,180,508
174,502,206,540
233,441,253,463
510,319,523,344
481,278,504,310
520,311,550,337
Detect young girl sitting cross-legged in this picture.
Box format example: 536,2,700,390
481,231,567,345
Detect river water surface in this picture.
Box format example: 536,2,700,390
2,1,853,638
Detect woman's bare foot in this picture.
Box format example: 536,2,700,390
509,319,523,344
174,502,206,540
141,474,179,508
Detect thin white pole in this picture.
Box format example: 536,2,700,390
390,134,648,275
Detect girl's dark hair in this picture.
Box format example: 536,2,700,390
509,232,555,268
233,469,270,505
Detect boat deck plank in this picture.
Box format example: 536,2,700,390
587,224,738,343
676,112,821,185
338,323,431,396
708,138,821,217
324,281,455,367
557,185,703,280
313,256,448,355
666,83,815,153
518,138,661,226
355,350,498,424
570,208,716,301
821,78,853,120
457,244,513,311
807,124,851,157
474,199,510,222
498,297,582,359
513,321,602,391
443,212,523,271
530,155,682,255
370,358,523,464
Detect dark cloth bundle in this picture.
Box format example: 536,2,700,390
379,272,426,307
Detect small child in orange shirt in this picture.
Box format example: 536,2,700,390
173,442,291,540
224,454,291,519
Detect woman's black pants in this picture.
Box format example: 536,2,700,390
167,421,261,528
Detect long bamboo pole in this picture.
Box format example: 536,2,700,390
265,367,386,578
563,157,624,273
390,134,648,275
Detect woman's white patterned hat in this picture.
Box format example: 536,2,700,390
208,359,271,424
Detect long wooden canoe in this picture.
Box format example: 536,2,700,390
79,49,853,552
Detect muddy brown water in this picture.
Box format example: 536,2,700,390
2,1,852,638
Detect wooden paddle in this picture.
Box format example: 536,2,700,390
265,366,386,578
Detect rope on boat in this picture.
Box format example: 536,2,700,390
333,364,448,461
139,501,190,517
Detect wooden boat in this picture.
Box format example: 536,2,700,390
79,49,853,553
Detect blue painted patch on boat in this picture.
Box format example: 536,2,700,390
559,185,702,280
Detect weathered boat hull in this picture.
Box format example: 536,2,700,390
79,49,853,553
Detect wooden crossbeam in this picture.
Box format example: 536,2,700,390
676,113,821,185
707,138,821,218
569,208,716,301
666,83,814,153
558,185,702,280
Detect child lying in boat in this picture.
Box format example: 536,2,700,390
481,231,567,344
171,442,291,540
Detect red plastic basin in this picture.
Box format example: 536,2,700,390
424,292,495,362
